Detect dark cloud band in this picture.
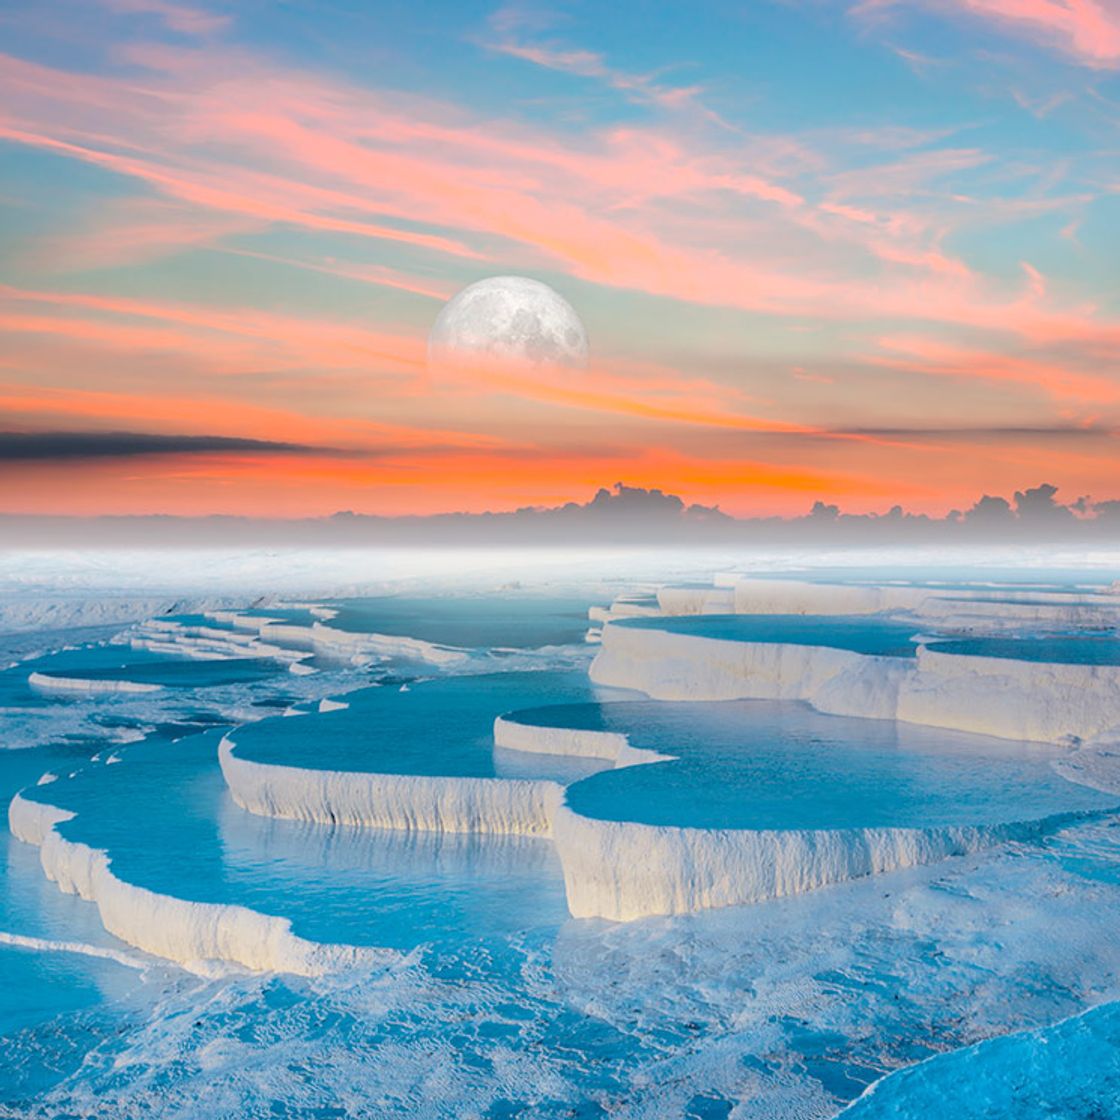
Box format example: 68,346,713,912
0,431,328,462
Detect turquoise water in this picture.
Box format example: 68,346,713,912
6,579,1120,1118
0,743,145,1096
930,593,1113,606
152,612,239,629
842,1001,1120,1119
613,615,926,657
324,594,601,649
32,655,280,689
0,642,281,705
514,700,1118,830
229,670,619,779
19,730,572,950
742,567,1117,590
933,635,1120,666
234,605,324,626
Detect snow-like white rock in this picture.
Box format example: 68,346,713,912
493,716,670,767
28,671,163,695
589,623,906,716
729,579,921,616
8,792,383,976
657,586,736,615
219,737,562,836
590,622,1120,744
204,613,468,667
719,577,1120,631
898,647,1120,743
552,803,1060,921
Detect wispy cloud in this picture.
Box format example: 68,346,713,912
101,0,229,37
2,2,1117,515
870,335,1120,405
0,41,1108,354
485,37,713,116
0,429,325,461
854,0,1120,68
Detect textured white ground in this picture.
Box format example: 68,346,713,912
8,792,388,976
223,695,1108,923
219,736,564,837
590,623,1120,744
27,671,163,695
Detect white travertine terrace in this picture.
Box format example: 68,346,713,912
8,792,388,976
129,618,307,665
656,577,1120,631
203,612,468,666
218,684,1115,926
551,803,1058,922
14,575,1120,972
28,671,163,695
219,737,563,837
493,715,671,766
590,622,1120,744
656,586,736,615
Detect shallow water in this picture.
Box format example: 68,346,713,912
6,579,1120,1118
19,728,573,950
325,593,602,650
741,568,1118,590
841,1000,1120,1119
0,742,149,1096
229,670,621,779
613,615,926,657
528,699,1118,830
9,814,1120,1118
933,634,1120,665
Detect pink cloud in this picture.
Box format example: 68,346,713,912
22,198,261,272
214,249,455,302
961,0,1120,66
0,380,508,451
871,334,1120,405
855,0,1120,67
485,37,721,120
0,284,426,377
0,284,822,437
102,0,230,36
0,41,1114,375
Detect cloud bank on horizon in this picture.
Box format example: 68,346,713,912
0,0,1117,518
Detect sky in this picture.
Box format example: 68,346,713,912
0,0,1118,519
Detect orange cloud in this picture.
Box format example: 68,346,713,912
0,284,425,375
871,335,1120,406
2,46,1112,346
0,382,510,452
856,0,1120,67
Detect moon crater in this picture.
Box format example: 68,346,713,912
428,276,589,370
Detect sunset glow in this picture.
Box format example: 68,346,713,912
2,0,1118,517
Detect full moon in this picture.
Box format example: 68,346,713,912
428,276,589,370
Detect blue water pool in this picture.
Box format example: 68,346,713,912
842,1001,1120,1119
0,745,144,1044
17,730,572,950
1,643,281,706
926,595,1117,614
741,567,1117,590
323,594,602,649
510,700,1118,830
612,615,926,657
229,670,625,780
232,606,325,627
932,635,1120,666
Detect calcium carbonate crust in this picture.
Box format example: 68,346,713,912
218,704,1112,927
8,791,394,976
590,622,1120,744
